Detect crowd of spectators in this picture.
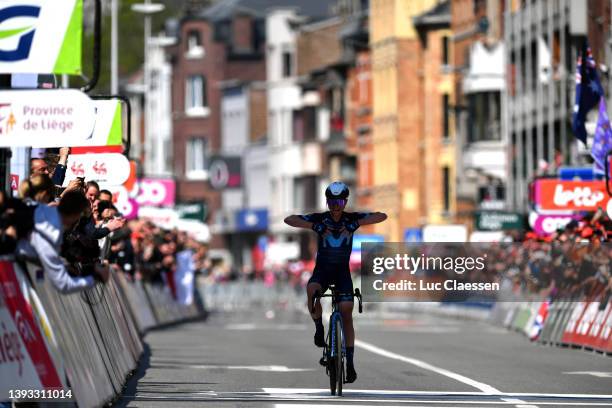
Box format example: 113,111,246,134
0,150,208,306
503,211,612,302
2,150,611,306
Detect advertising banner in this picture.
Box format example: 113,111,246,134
528,212,581,236
63,153,130,187
208,156,241,190
176,202,207,221
403,228,423,243
562,302,612,352
134,178,175,207
474,211,524,231
89,99,124,148
0,261,63,397
0,90,95,147
235,208,268,231
0,0,82,74
558,167,596,181
533,179,608,212
110,178,175,219
423,225,468,242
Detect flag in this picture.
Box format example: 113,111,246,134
572,43,604,144
591,97,612,174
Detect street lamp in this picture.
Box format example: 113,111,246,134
131,0,165,176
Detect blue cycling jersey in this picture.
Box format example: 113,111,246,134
300,211,370,266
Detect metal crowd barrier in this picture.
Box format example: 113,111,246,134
0,259,207,407
495,296,612,355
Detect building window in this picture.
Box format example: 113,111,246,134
442,94,450,139
293,176,317,212
468,91,501,142
185,75,208,116
282,51,293,78
443,166,450,212
185,137,208,179
186,30,204,58
293,107,316,142
442,35,449,66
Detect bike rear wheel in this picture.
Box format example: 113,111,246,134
334,318,343,396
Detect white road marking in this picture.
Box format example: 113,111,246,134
272,404,612,407
123,394,612,406
354,339,502,394
263,389,612,406
175,364,314,372
565,372,612,378
262,388,612,399
225,323,257,330
317,310,532,405
225,323,308,330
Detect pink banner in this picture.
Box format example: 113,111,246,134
135,178,175,207
531,214,580,236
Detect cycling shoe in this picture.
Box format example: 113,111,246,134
345,363,357,383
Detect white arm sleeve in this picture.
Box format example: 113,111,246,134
31,232,95,294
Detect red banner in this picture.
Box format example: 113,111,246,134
562,301,612,352
0,262,62,388
534,179,608,211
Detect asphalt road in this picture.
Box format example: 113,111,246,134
116,290,612,407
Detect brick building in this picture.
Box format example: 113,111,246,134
369,0,455,241
169,0,331,249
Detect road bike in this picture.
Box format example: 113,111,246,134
311,285,363,396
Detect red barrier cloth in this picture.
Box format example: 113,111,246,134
0,261,62,388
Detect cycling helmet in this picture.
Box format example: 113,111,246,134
325,181,349,200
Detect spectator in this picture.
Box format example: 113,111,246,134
19,173,55,205
16,190,109,294
30,147,70,186
85,180,100,204
99,189,113,202
30,158,50,176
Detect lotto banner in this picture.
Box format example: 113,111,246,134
0,0,82,74
0,261,63,397
532,179,608,212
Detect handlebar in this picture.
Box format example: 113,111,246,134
310,288,363,314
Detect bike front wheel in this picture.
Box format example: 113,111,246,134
334,318,343,396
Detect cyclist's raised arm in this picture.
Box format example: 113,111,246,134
285,213,326,229
284,215,314,229
356,212,387,226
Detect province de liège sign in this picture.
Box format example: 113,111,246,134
0,89,98,147
0,0,82,74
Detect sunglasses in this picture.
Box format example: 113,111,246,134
327,199,347,206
